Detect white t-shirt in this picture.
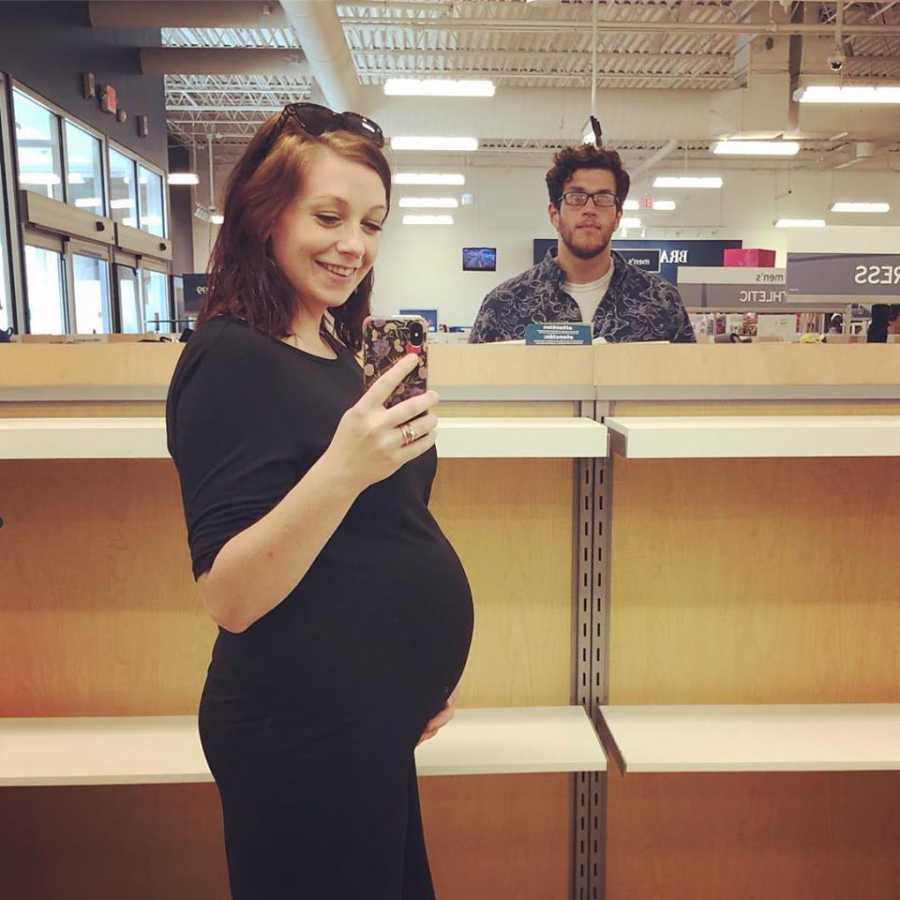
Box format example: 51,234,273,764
563,264,614,325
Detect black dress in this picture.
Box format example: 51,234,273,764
165,316,474,900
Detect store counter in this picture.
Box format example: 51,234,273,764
1,340,898,900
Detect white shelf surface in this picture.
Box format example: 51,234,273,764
605,415,900,458
435,417,607,458
598,704,900,773
0,417,608,460
415,706,606,776
0,706,605,787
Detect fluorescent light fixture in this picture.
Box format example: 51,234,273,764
390,136,479,152
393,173,465,186
653,176,723,189
623,199,677,211
19,172,61,186
713,140,800,157
210,213,224,225
617,217,642,229
384,79,495,98
168,172,199,186
774,218,826,228
110,198,134,209
830,201,890,213
398,197,459,209
74,197,102,208
795,85,900,104
402,215,454,225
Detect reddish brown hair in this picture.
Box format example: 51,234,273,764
196,115,392,351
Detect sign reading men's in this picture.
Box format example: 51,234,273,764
787,253,900,301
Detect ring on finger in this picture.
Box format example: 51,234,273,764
400,423,417,446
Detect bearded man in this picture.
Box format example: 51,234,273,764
469,144,695,344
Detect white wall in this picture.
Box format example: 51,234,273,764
189,159,900,328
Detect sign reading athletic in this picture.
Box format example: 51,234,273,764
787,253,900,298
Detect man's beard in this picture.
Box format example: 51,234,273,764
560,224,610,261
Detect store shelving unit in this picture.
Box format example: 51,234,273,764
598,704,900,773
0,415,608,460
0,706,605,787
606,415,900,458
0,340,605,900
594,344,900,900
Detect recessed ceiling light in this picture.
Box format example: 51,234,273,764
653,176,723,189
393,173,465,186
384,79,495,98
713,140,800,157
795,85,900,104
830,201,890,213
391,137,479,152
774,218,826,228
398,197,459,209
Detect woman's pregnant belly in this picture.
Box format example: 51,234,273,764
209,527,474,734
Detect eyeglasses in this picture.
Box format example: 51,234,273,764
267,102,385,150
560,190,618,209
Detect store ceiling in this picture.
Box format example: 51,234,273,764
130,0,900,171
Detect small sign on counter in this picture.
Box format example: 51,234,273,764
525,323,593,345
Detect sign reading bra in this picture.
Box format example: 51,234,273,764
787,253,900,302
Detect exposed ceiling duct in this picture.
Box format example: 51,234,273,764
88,1,287,29
279,1,361,112
140,48,308,77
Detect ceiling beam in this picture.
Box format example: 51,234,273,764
339,14,900,36
141,48,308,76
88,1,287,29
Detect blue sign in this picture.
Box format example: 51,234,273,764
532,239,742,284
525,323,592,345
463,247,497,271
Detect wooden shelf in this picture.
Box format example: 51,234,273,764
0,706,606,787
605,415,900,459
598,704,900,773
0,417,608,460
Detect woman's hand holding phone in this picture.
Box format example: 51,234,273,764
326,354,439,494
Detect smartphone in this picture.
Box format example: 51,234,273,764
362,316,429,408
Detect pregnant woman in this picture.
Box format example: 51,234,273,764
166,103,474,899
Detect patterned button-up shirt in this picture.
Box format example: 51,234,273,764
469,249,696,344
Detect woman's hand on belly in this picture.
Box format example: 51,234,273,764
416,688,458,746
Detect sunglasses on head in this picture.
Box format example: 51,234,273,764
268,102,385,149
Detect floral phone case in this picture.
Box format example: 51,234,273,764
362,316,429,408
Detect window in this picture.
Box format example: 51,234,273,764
72,253,112,334
13,89,63,202
64,121,104,216
109,148,137,228
116,264,140,333
0,184,9,332
141,268,170,331
24,244,65,333
138,164,165,236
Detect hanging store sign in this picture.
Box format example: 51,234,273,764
677,267,787,309
787,252,900,301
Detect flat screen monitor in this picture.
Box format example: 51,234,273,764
463,247,497,272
